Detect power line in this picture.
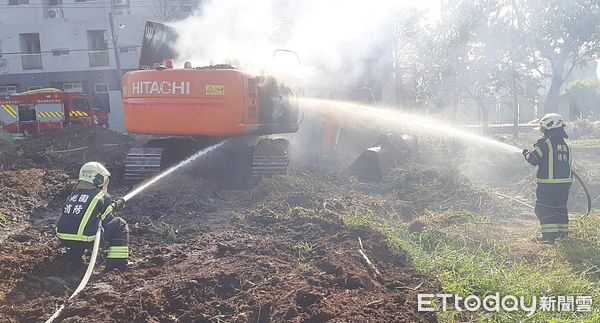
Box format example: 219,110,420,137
0,45,141,56
0,0,200,4
0,5,195,9
0,1,201,9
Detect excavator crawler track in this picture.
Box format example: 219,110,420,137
252,138,289,177
252,155,289,177
124,148,164,182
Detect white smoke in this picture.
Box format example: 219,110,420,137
171,0,440,92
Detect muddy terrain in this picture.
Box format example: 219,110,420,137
0,128,442,322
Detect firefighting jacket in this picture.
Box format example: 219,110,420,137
56,188,115,242
524,134,572,184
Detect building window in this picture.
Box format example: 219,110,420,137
9,0,29,5
73,97,89,109
114,9,131,16
114,0,129,5
19,33,42,70
20,33,40,54
52,49,70,56
95,83,109,93
87,30,109,67
48,0,62,5
63,82,83,92
119,46,137,53
0,85,17,94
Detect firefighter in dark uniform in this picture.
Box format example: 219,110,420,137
56,162,130,270
523,113,572,243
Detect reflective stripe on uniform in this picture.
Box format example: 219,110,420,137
556,224,569,233
57,191,105,242
56,231,96,242
100,204,114,221
537,178,573,184
107,246,129,259
536,138,573,183
547,138,553,180
77,191,105,236
534,146,543,157
568,145,572,178
541,224,560,233
2,104,17,118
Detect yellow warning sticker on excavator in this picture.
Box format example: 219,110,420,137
206,85,225,96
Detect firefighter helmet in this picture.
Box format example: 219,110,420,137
79,162,111,187
539,113,565,132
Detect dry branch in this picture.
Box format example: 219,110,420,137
358,237,382,279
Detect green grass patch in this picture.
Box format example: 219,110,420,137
340,207,375,227
569,139,600,148
0,212,10,227
381,210,600,322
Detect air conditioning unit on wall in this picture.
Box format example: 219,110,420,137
46,8,64,19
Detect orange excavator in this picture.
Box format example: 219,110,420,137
121,22,300,181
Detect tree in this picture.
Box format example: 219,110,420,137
510,0,600,114
563,79,600,118
414,0,512,126
148,0,199,23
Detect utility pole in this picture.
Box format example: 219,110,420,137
108,11,123,98
512,72,519,139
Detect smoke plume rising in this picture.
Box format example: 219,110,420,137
171,0,439,93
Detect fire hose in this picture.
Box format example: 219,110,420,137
44,143,223,322
494,169,591,219
572,169,592,219
45,221,103,323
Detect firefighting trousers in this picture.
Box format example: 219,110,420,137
535,183,571,237
61,216,130,260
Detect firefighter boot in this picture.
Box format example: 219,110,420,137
555,232,569,241
105,258,128,272
65,246,86,264
534,232,557,244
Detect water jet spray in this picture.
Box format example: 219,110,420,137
299,98,592,217
123,142,225,202
45,142,225,322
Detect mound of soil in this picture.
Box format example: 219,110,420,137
0,169,71,224
0,126,135,173
381,164,510,215
0,210,438,322
0,228,66,312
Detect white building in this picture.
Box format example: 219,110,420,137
0,0,196,96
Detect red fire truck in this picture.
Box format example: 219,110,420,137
0,88,109,137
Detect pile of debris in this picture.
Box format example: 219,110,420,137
568,118,600,139
0,168,71,224
0,205,439,322
382,164,510,215
0,126,135,171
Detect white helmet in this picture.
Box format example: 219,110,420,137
539,113,564,132
79,162,110,188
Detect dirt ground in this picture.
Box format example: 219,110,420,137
0,128,441,322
